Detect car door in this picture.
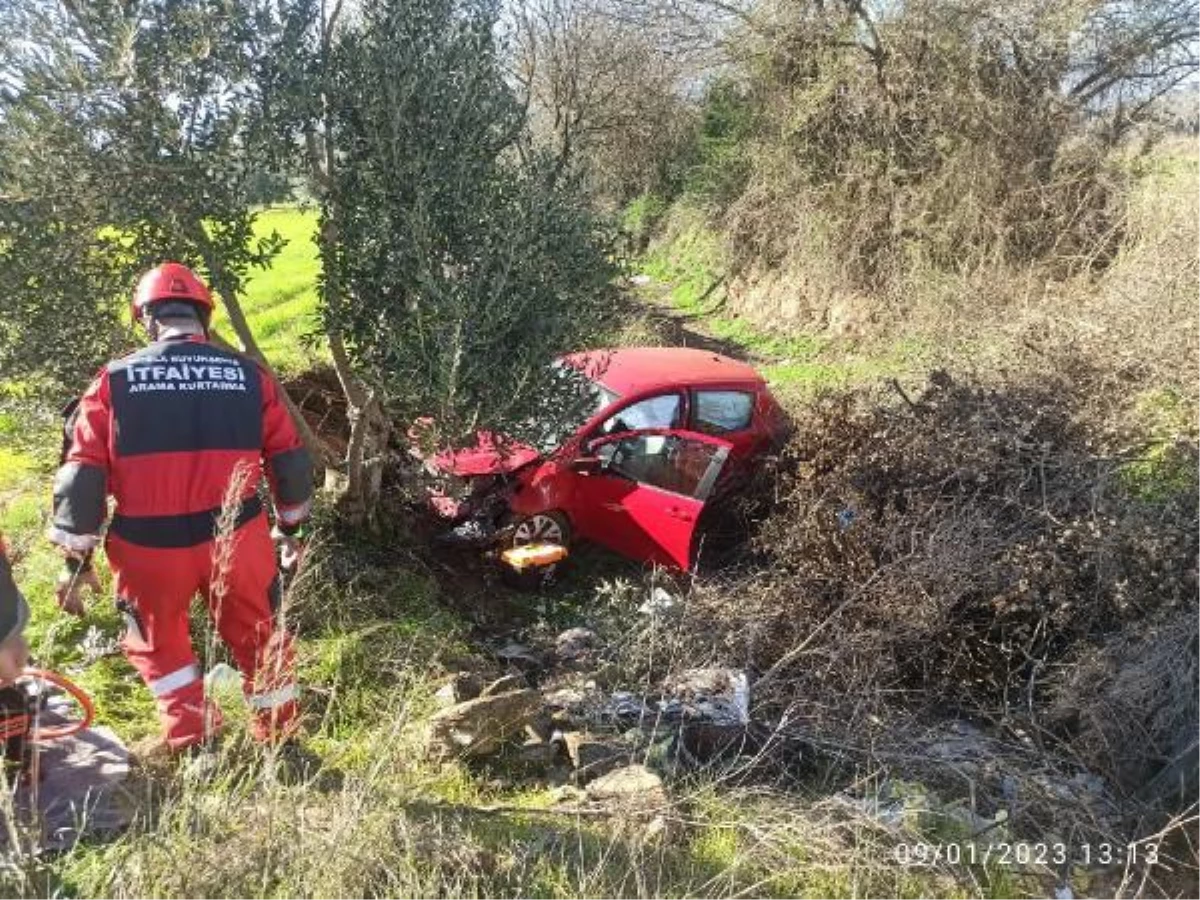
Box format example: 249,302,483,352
571,429,732,569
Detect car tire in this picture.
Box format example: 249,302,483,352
507,510,573,548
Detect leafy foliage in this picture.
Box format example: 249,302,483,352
0,0,285,400
323,0,618,441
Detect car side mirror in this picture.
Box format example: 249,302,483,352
571,456,602,475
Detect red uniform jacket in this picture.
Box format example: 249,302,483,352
50,335,313,551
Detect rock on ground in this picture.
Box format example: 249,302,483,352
426,689,542,759
433,672,487,708
585,764,667,807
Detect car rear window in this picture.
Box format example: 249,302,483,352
693,390,754,434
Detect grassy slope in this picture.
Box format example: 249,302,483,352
638,218,932,404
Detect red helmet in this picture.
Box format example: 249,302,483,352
131,262,215,321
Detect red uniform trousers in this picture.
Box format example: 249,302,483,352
106,513,298,749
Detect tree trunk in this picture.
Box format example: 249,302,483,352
305,14,392,523
190,228,331,466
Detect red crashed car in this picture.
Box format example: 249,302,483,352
427,347,789,570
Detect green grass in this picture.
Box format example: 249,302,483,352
0,446,35,495
640,216,933,396
0,442,163,741
642,217,726,314
225,206,325,374
1119,386,1199,502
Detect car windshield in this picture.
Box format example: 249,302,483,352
524,363,618,453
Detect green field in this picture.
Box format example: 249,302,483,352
0,206,329,748
230,206,324,373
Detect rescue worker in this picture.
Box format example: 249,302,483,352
48,262,314,770
0,534,31,685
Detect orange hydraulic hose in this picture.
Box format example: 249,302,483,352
19,668,96,741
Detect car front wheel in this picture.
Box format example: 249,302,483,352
509,510,572,547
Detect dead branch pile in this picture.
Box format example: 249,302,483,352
655,369,1196,815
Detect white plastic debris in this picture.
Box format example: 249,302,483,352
639,587,680,617
204,663,243,692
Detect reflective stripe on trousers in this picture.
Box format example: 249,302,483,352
149,663,202,697
248,683,299,710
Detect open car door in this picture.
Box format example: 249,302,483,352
571,429,733,570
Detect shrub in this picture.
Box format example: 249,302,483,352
636,367,1197,824
717,1,1131,291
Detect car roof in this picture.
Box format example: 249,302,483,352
562,347,764,397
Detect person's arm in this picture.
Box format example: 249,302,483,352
50,372,110,552
259,368,314,541
49,372,110,615
0,537,31,684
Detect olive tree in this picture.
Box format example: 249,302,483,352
270,0,618,520
0,0,321,452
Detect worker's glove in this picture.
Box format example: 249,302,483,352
0,633,29,686
272,526,306,574
55,557,102,618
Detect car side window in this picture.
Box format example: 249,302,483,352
693,390,754,435
599,393,682,436
607,434,726,499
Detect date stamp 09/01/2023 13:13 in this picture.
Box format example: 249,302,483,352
892,842,1161,869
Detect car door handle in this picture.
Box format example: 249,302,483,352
602,502,626,513
666,506,694,522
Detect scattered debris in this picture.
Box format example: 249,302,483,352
609,691,651,724
904,720,1120,835
480,674,527,697
558,731,630,781
494,642,542,668
659,668,750,726
426,690,542,759
638,587,681,617
553,627,599,666
542,683,597,716
843,780,932,831
585,764,666,806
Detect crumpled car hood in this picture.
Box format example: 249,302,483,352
432,431,542,477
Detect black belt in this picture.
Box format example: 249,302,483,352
110,495,263,549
